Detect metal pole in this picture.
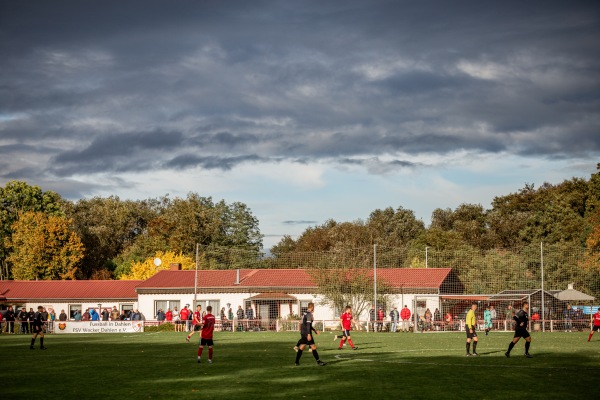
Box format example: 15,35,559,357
194,243,199,308
373,244,377,332
540,242,545,332
425,247,428,268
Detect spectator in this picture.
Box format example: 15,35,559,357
505,304,514,330
81,309,91,321
165,308,173,323
130,310,138,321
564,304,574,332
73,310,82,321
156,308,166,322
424,308,432,331
389,307,399,333
28,308,36,331
490,305,497,321
173,307,181,331
90,308,100,321
5,306,16,333
101,308,109,321
400,305,411,332
228,307,234,321
220,307,230,331
445,312,454,330
369,306,376,332
377,307,385,331
110,306,120,321
179,305,190,332
19,307,29,334
246,305,254,320
434,308,441,330
236,305,244,320
58,309,68,321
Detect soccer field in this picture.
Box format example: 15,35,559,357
2,330,598,399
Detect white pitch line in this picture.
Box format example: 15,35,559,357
333,354,600,370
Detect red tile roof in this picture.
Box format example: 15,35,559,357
136,268,453,290
0,280,142,301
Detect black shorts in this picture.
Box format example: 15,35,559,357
33,324,44,334
592,325,600,332
465,327,477,339
297,335,315,346
514,328,530,339
193,324,201,331
200,338,214,346
340,329,351,338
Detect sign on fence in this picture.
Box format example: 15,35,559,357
54,321,144,334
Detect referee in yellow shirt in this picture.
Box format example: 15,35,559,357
465,303,479,356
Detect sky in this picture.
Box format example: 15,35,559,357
1,0,599,250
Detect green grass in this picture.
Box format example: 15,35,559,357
2,330,599,399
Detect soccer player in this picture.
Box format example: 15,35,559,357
294,302,326,366
186,305,202,342
29,306,47,350
336,305,359,350
505,301,532,358
587,308,600,341
465,303,479,356
484,305,492,336
196,305,216,364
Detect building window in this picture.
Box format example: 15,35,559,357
300,300,310,316
195,299,220,314
69,304,82,319
121,304,134,319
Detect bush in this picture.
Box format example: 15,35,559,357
144,322,175,332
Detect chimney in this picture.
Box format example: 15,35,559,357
235,269,240,285
170,263,182,271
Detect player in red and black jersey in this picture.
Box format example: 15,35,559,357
336,305,359,350
505,302,532,358
587,309,600,342
29,306,47,350
196,306,216,364
186,305,202,342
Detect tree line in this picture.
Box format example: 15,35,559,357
0,164,598,282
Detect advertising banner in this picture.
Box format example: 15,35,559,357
54,321,144,334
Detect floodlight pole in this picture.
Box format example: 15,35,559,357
194,243,199,308
425,247,428,268
540,242,545,332
373,244,377,332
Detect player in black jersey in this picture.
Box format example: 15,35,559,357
505,301,532,358
294,302,326,366
30,306,47,350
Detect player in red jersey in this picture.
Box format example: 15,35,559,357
186,305,202,342
587,309,600,342
335,305,359,350
197,305,216,364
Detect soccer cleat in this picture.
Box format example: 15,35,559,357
333,335,337,341
317,360,327,366
208,359,212,364
465,353,472,357
472,352,479,356
505,352,510,358
352,347,359,350
525,353,533,358
197,358,201,363
338,347,343,350
294,362,299,366
293,346,299,352
186,336,190,342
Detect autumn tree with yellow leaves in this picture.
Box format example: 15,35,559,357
6,211,84,280
120,251,195,280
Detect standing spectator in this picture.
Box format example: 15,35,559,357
434,308,441,330
246,305,254,320
110,306,120,321
186,305,203,342
81,309,91,321
293,302,326,366
90,308,100,321
424,308,432,331
484,305,492,335
165,308,173,323
505,304,514,330
101,308,109,321
564,304,574,332
0,310,3,333
129,310,137,321
58,310,68,321
587,308,600,342
505,301,533,358
228,307,234,321
156,308,166,322
465,303,479,356
28,308,36,332
236,305,244,320
400,305,411,332
29,306,47,350
389,307,400,333
490,305,497,322
377,307,385,331
5,306,15,334
173,307,181,331
196,306,217,364
47,308,56,333
19,307,29,334
369,306,376,332
445,312,454,330
73,310,82,321
180,305,190,332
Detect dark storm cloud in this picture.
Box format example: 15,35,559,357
1,0,599,191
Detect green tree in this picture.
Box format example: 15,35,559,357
6,211,84,280
0,181,65,279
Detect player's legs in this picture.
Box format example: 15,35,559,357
506,335,521,357
208,345,213,363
